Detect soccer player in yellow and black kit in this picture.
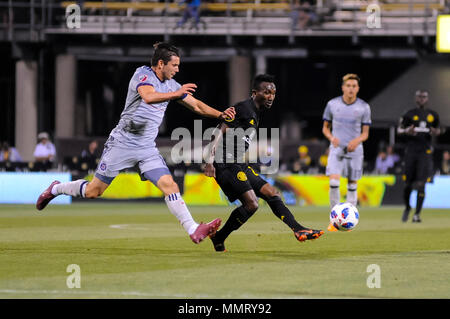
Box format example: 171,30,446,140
397,90,441,223
204,74,323,252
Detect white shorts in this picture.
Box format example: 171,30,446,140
95,136,169,184
326,146,363,181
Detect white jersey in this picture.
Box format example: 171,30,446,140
109,66,184,148
322,96,371,155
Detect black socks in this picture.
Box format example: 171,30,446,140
214,206,255,242
267,196,306,232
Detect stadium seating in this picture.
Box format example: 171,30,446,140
47,0,445,36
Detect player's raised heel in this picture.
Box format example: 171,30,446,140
36,180,61,211
294,229,324,242
210,234,226,252
190,218,222,244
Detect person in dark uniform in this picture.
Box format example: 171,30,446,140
397,90,441,223
204,74,324,252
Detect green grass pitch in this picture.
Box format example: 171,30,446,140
0,202,449,299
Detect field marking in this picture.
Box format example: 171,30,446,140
0,289,306,299
109,224,151,231
0,289,211,298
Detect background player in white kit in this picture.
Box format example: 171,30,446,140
322,74,371,229
36,42,236,244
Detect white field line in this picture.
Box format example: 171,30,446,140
0,289,303,299
0,289,211,298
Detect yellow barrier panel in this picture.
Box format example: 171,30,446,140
84,173,163,199
83,172,396,207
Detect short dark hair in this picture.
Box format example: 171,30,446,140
151,42,180,66
252,74,275,91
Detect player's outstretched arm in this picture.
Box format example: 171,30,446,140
204,123,229,178
138,83,196,104
178,95,235,120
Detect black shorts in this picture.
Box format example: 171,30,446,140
213,163,268,202
404,149,433,184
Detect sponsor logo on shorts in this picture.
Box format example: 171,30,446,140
100,162,107,171
237,171,247,181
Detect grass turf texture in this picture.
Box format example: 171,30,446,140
0,203,449,299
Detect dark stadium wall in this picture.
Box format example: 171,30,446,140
76,59,229,138
370,55,450,127
0,44,15,145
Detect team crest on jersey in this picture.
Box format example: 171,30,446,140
413,115,419,121
237,171,247,181
427,114,434,122
139,74,148,82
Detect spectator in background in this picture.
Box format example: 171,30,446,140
175,0,205,30
374,145,399,174
291,0,318,30
386,145,400,168
81,140,101,170
441,150,450,175
33,132,56,166
318,148,328,174
374,149,389,174
0,142,22,162
292,145,312,174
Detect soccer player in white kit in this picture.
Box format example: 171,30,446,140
322,74,371,224
36,42,236,244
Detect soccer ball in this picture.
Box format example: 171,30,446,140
330,202,359,231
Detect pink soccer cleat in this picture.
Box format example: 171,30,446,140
190,218,222,244
36,180,60,211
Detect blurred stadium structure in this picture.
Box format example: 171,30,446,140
1,1,450,204
1,1,447,40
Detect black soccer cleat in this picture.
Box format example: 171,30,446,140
402,207,411,222
294,229,324,242
412,214,422,223
209,234,226,252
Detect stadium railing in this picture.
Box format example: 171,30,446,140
0,0,446,41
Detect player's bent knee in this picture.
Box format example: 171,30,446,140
348,182,357,191
244,200,259,214
330,179,340,188
259,183,279,199
415,182,425,192
157,176,179,195
84,186,103,199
